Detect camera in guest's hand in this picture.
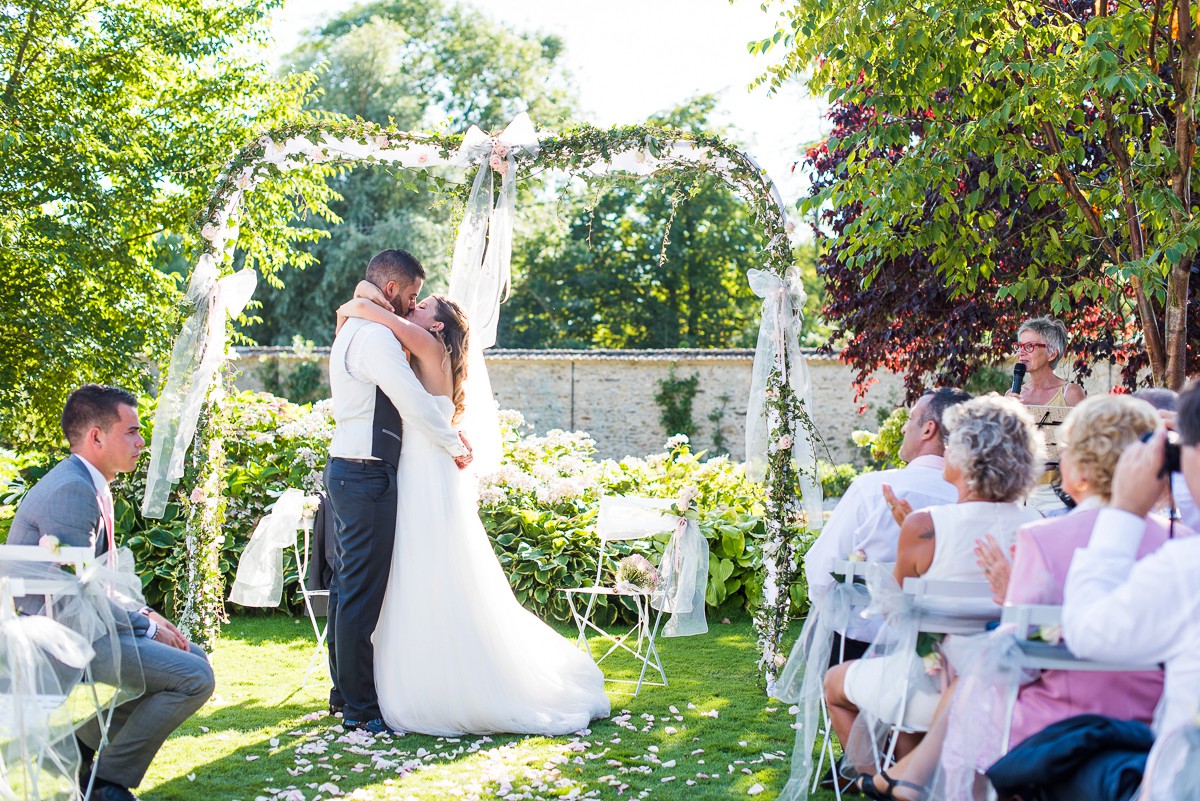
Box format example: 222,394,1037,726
1140,430,1183,478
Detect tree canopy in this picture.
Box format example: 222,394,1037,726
250,0,576,346
500,98,790,349
758,0,1199,387
0,0,336,452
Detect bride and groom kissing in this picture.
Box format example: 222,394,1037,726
323,248,610,737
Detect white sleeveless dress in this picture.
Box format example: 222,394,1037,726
373,396,610,736
843,502,1043,730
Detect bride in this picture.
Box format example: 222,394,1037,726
337,292,610,736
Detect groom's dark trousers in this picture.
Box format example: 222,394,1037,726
324,457,397,722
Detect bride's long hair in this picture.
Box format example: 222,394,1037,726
428,294,469,424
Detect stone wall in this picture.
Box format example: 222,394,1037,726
231,347,1122,465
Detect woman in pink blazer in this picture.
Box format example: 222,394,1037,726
1003,395,1181,745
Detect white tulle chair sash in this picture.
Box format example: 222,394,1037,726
744,266,822,529
229,489,317,607
775,577,871,799
653,516,709,638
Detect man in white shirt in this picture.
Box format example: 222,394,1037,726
324,249,472,736
804,387,970,659
1063,382,1200,800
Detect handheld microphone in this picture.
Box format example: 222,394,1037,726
1010,363,1027,395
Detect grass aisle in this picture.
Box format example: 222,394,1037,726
140,614,825,800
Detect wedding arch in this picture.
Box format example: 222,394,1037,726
141,114,823,687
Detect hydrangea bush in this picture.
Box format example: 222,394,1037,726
3,392,817,626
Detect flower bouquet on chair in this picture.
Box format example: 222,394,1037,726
614,555,659,595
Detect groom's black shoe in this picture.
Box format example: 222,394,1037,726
343,718,398,736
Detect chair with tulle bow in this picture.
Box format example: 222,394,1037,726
560,496,684,697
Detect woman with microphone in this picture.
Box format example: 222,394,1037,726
1007,316,1086,408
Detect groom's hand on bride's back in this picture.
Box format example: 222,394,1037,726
453,432,473,470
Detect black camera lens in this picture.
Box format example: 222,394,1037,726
1139,430,1183,477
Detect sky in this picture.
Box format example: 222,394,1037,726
268,0,829,209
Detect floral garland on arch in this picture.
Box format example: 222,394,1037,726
143,116,824,676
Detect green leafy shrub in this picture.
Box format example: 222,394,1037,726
851,406,909,470
818,459,860,498
5,392,814,626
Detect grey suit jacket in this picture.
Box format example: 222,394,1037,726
8,455,150,636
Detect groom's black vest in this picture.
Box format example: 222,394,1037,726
371,388,403,468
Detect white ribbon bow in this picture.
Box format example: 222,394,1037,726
142,264,257,518
744,266,822,528
446,113,539,477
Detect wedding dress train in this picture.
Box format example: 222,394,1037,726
373,397,610,736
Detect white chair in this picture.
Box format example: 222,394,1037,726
810,558,878,801
872,578,999,769
0,544,107,800
293,518,329,688
998,604,1162,753
560,496,680,696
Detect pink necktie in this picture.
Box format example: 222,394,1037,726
98,487,116,556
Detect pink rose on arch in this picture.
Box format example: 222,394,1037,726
777,434,793,450
489,153,508,175
492,142,509,158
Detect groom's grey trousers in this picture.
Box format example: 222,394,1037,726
79,634,215,788
324,457,398,722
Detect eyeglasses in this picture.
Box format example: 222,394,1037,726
1013,342,1050,354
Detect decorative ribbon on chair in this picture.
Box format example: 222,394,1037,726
0,577,95,801
652,515,710,638
775,578,870,800
447,113,539,477
744,266,823,529
142,263,258,518
840,563,941,775
230,489,317,607
1143,715,1200,801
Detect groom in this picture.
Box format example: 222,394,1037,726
324,248,472,734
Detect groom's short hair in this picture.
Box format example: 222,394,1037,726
366,249,425,288
62,384,138,445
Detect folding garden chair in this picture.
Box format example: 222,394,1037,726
0,543,110,800
998,603,1161,754
871,577,999,770
560,495,681,696
293,508,330,689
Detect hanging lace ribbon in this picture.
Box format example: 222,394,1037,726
652,515,710,638
775,578,871,800
745,266,823,528
447,113,539,477
142,265,258,518
230,489,317,607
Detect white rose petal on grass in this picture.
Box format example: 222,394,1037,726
748,783,765,795
246,755,260,762
187,773,196,782
701,710,719,718
270,738,280,748
662,760,676,768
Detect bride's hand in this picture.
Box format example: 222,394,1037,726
354,280,394,312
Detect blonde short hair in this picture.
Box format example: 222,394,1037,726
943,394,1045,502
1059,395,1161,502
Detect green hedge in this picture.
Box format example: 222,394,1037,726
3,393,817,624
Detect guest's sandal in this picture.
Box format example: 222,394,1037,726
854,770,926,801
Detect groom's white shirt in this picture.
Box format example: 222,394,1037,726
329,318,467,459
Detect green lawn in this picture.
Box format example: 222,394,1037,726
138,614,839,800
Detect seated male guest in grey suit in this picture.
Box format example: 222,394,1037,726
8,384,215,801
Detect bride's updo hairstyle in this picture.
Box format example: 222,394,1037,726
428,295,470,424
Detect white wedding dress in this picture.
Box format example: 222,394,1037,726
373,396,610,736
